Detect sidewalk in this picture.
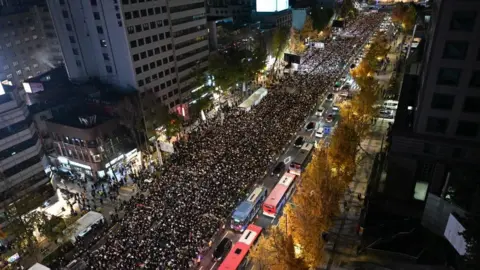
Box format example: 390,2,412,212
323,35,402,269
324,118,390,269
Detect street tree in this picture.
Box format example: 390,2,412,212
460,214,480,268
209,37,267,91
339,0,357,20
287,148,344,267
249,225,308,270
299,16,317,41
328,115,360,180
311,6,334,31
289,28,306,55
392,3,417,32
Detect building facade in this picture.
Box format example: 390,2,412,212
0,82,50,218
386,0,480,230
47,0,208,112
0,1,63,87
207,0,254,23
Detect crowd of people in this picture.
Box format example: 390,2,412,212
76,12,385,270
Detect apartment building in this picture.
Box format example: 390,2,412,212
0,82,50,218
47,0,208,112
0,1,63,87
385,0,480,233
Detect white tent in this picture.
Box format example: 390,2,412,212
29,263,51,270
238,87,268,112
65,211,104,243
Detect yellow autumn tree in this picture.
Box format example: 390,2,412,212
249,224,308,270
286,148,344,267
300,16,317,41
289,28,306,54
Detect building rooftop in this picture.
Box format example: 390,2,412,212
26,66,132,114
47,109,114,129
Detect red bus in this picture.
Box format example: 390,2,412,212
262,173,297,218
218,224,263,270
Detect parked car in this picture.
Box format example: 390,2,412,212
326,114,333,122
294,136,304,147
315,106,325,117
306,122,316,131
315,127,325,138
326,93,334,101
213,238,233,262
272,162,285,177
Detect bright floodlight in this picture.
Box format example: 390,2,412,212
256,0,288,12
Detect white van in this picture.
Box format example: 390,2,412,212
383,100,398,110
315,106,325,116
315,127,325,138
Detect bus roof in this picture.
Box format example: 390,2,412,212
232,201,253,221
218,225,262,270
293,147,312,165
246,186,266,204
264,175,296,208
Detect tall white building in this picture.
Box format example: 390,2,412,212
0,82,50,220
47,0,208,110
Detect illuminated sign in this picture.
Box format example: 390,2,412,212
0,84,4,96
444,214,467,255
22,82,44,93
256,0,288,12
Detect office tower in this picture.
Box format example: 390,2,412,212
207,0,255,22
47,0,209,111
0,82,50,219
386,0,480,233
0,1,63,87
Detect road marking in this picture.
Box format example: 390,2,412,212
283,156,292,165
209,261,218,270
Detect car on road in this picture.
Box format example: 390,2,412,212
271,162,285,177
332,106,340,115
315,127,325,138
326,114,333,122
315,106,325,116
213,238,233,262
326,93,334,101
294,136,304,147
306,122,316,131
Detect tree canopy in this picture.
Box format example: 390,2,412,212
209,35,267,91
392,3,417,32
311,6,334,32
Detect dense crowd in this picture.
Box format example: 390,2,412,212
79,12,385,270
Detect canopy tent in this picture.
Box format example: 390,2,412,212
65,211,104,243
238,87,268,112
29,263,51,270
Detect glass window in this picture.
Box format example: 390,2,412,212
148,8,154,16
426,117,448,134
106,65,112,73
138,38,144,46
100,39,107,47
470,70,480,88
130,40,137,48
456,121,479,137
135,24,142,32
442,41,469,60
135,67,142,74
450,11,477,32
141,9,147,17
431,93,455,110
127,26,134,34
133,10,139,18
437,68,462,86
90,0,97,6
103,53,109,61
463,96,480,113
62,10,69,18
138,80,144,87
93,12,100,20
72,48,79,55
97,26,103,34
133,54,139,61
66,23,73,31
124,12,132,20
69,36,76,43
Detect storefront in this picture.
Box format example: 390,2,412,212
57,156,94,180
98,148,141,180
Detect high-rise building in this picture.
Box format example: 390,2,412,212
207,0,255,23
47,0,209,111
385,0,480,233
0,1,63,87
0,82,51,220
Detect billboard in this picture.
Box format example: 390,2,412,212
256,0,288,12
23,82,44,93
444,214,467,255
